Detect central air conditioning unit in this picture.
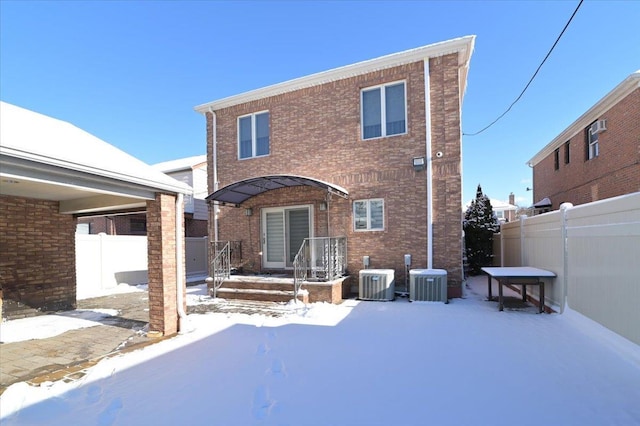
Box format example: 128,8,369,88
590,119,607,135
409,269,447,303
359,269,395,301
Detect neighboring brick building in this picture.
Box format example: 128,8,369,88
528,71,640,210
195,36,475,297
0,101,190,336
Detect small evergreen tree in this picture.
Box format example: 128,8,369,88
464,184,500,275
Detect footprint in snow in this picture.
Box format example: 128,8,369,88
252,385,275,420
256,342,270,356
85,384,103,404
97,397,123,426
267,358,287,377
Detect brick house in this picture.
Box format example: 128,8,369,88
527,71,639,210
195,36,475,299
77,155,208,237
0,101,191,336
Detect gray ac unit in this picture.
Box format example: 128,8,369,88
409,269,447,303
359,269,395,301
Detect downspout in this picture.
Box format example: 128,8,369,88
424,58,434,269
176,192,189,333
208,107,219,243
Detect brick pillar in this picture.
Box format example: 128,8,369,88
147,193,186,336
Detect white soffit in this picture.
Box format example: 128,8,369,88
527,70,640,166
195,35,476,112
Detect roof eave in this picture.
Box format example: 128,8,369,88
527,71,640,167
1,149,192,195
195,35,476,113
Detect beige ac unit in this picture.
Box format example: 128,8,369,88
359,269,395,301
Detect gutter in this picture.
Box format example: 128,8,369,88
424,58,434,269
208,107,219,242
176,192,190,333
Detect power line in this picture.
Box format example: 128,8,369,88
463,0,584,137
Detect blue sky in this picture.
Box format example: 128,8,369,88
1,1,638,207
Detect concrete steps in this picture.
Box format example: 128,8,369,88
206,274,352,304
208,276,308,304
215,287,308,304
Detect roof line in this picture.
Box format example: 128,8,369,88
195,35,475,112
527,70,640,166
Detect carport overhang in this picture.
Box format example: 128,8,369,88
206,174,349,207
0,153,187,215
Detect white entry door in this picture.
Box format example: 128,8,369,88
262,205,312,269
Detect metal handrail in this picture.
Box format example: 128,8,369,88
292,236,347,303
209,241,230,298
293,240,308,303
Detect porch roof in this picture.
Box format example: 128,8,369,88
206,175,348,206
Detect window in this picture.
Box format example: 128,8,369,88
586,122,599,160
564,141,570,164
238,111,270,159
554,148,560,170
353,199,384,231
361,81,406,139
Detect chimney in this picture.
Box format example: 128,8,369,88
509,192,515,206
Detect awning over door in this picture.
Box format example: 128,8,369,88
206,175,348,206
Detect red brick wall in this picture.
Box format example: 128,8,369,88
533,88,640,209
207,53,464,292
185,217,208,237
0,195,77,319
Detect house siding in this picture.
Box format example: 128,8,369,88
207,53,464,293
0,195,77,319
533,87,640,209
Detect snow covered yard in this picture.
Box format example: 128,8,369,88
1,276,639,425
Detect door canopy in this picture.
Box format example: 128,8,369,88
206,175,348,206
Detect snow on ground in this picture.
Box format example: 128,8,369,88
0,309,119,343
1,276,639,425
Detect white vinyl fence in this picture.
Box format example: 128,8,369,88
494,192,640,345
76,234,208,299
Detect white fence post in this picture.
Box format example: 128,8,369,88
559,203,573,314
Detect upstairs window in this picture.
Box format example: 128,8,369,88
587,123,599,160
238,111,270,159
361,81,406,139
554,148,560,170
564,141,570,164
353,199,384,231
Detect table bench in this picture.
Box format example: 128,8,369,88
481,267,556,313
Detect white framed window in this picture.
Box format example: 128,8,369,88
587,125,599,160
361,81,406,140
353,199,384,231
238,111,270,159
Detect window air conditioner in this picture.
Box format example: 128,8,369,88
590,119,606,135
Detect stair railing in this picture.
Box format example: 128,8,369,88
293,236,347,303
210,241,230,298
293,240,309,303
